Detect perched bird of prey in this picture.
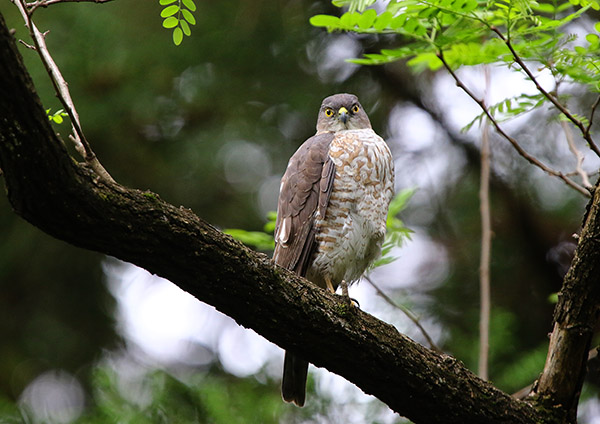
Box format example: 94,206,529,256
273,93,395,406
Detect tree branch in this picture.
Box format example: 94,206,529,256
436,50,590,197
13,0,114,183
490,27,600,158
0,12,552,423
562,120,592,188
478,66,492,381
534,181,600,420
26,0,114,14
363,275,441,352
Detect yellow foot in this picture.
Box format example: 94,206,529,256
340,280,360,308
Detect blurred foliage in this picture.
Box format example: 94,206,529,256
75,364,286,424
1,0,599,422
312,0,600,95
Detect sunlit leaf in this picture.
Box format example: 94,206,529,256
224,229,275,250
181,8,196,25
309,14,341,28
358,9,377,30
162,16,179,28
160,4,180,18
173,27,184,45
180,19,191,36
182,0,197,12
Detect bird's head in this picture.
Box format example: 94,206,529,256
316,93,372,133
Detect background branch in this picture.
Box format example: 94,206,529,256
26,0,114,14
491,26,600,158
436,50,589,197
364,275,440,352
562,120,592,188
478,66,492,381
13,0,114,183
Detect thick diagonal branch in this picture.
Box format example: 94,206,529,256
0,13,569,424
534,182,600,420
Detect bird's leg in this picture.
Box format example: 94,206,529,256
340,280,352,306
325,277,336,294
341,280,360,308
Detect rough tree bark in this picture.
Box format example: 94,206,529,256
0,12,596,423
535,183,600,421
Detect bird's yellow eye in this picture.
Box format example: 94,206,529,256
352,104,360,113
325,108,334,117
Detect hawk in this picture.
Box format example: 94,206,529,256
273,93,395,406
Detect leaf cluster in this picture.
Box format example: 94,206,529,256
310,0,600,92
46,108,68,124
462,93,546,132
159,0,197,46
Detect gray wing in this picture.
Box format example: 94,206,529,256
273,132,336,277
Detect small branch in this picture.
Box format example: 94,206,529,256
585,95,600,138
17,39,36,50
436,51,589,197
14,0,115,183
478,66,492,381
562,120,592,188
27,0,114,14
364,275,441,353
491,26,600,158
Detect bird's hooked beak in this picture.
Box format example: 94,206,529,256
338,107,348,125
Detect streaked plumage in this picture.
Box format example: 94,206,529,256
274,93,395,407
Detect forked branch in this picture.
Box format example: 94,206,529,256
491,27,600,158
436,51,589,197
13,0,115,183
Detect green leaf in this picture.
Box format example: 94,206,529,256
358,9,377,30
595,21,600,33
181,8,196,25
180,19,191,36
387,188,416,220
160,4,180,18
159,0,177,4
340,11,361,29
173,27,184,45
531,2,555,12
373,11,393,30
309,14,341,28
264,211,277,234
586,33,599,44
162,16,179,28
182,0,196,12
52,115,64,124
224,229,275,250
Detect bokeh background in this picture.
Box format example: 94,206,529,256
1,1,599,422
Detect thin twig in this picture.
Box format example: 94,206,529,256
14,0,115,183
436,51,589,197
27,0,114,14
491,27,600,158
478,66,492,381
364,275,441,353
566,168,600,178
562,120,592,188
585,95,600,138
